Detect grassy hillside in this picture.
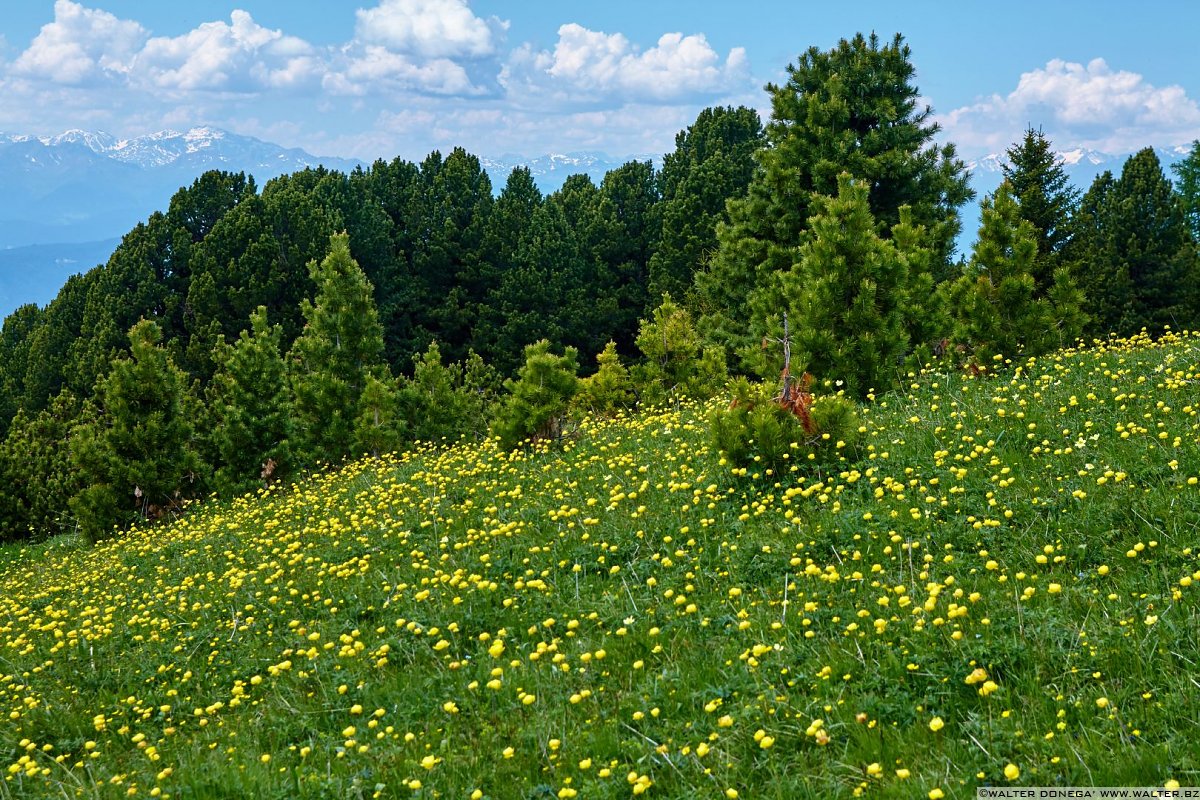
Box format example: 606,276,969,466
1,331,1199,799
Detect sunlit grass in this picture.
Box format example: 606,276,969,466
1,329,1198,798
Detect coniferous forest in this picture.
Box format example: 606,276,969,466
0,32,1198,543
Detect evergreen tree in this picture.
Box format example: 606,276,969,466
698,33,972,367
354,374,403,457
0,390,89,541
397,341,499,444
289,233,388,465
575,341,635,417
650,106,763,303
1064,172,1131,336
764,175,910,398
633,294,727,406
493,341,579,450
1068,149,1198,335
208,307,292,497
1172,140,1200,242
70,320,200,541
948,184,1085,363
1001,127,1080,292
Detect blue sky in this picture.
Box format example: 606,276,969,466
0,0,1197,162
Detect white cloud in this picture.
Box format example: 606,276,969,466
942,58,1200,156
136,10,321,93
13,0,147,85
323,45,481,96
354,0,504,59
501,23,750,106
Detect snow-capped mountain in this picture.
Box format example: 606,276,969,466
0,126,363,249
481,151,659,192
957,145,1191,257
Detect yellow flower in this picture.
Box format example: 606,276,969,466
1004,763,1020,781
929,716,945,732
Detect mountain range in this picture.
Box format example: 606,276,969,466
0,127,1190,318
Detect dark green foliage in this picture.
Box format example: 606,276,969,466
1172,140,1200,242
633,294,726,406
575,341,634,417
0,390,89,540
650,106,763,303
948,184,1086,363
493,341,579,450
354,374,404,458
208,307,292,497
0,304,42,434
709,378,859,474
757,175,910,398
70,320,201,542
1067,150,1199,336
699,33,972,366
288,233,389,466
1001,128,1080,291
892,208,952,364
397,341,499,444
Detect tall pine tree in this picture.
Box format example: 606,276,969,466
762,174,910,398
698,33,971,367
208,307,292,496
949,183,1085,363
289,233,389,465
70,320,200,541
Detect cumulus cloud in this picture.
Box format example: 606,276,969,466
501,23,750,106
354,0,505,60
323,46,481,96
13,0,147,85
942,58,1200,155
136,10,321,93
323,0,509,97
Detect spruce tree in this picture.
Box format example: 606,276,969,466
208,307,292,497
70,320,200,541
493,341,579,450
766,174,910,398
289,233,388,465
698,33,971,366
1001,128,1080,292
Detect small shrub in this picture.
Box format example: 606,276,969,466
710,375,860,474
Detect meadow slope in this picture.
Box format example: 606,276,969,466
1,332,1199,799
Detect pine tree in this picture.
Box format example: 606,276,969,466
698,33,972,366
493,341,579,450
650,106,763,303
1069,150,1198,335
1064,172,1133,336
353,374,403,457
1172,139,1200,242
766,174,910,398
70,320,200,541
208,307,292,497
1001,128,1080,292
289,233,388,465
0,390,89,541
633,294,726,406
949,184,1085,363
575,342,634,417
